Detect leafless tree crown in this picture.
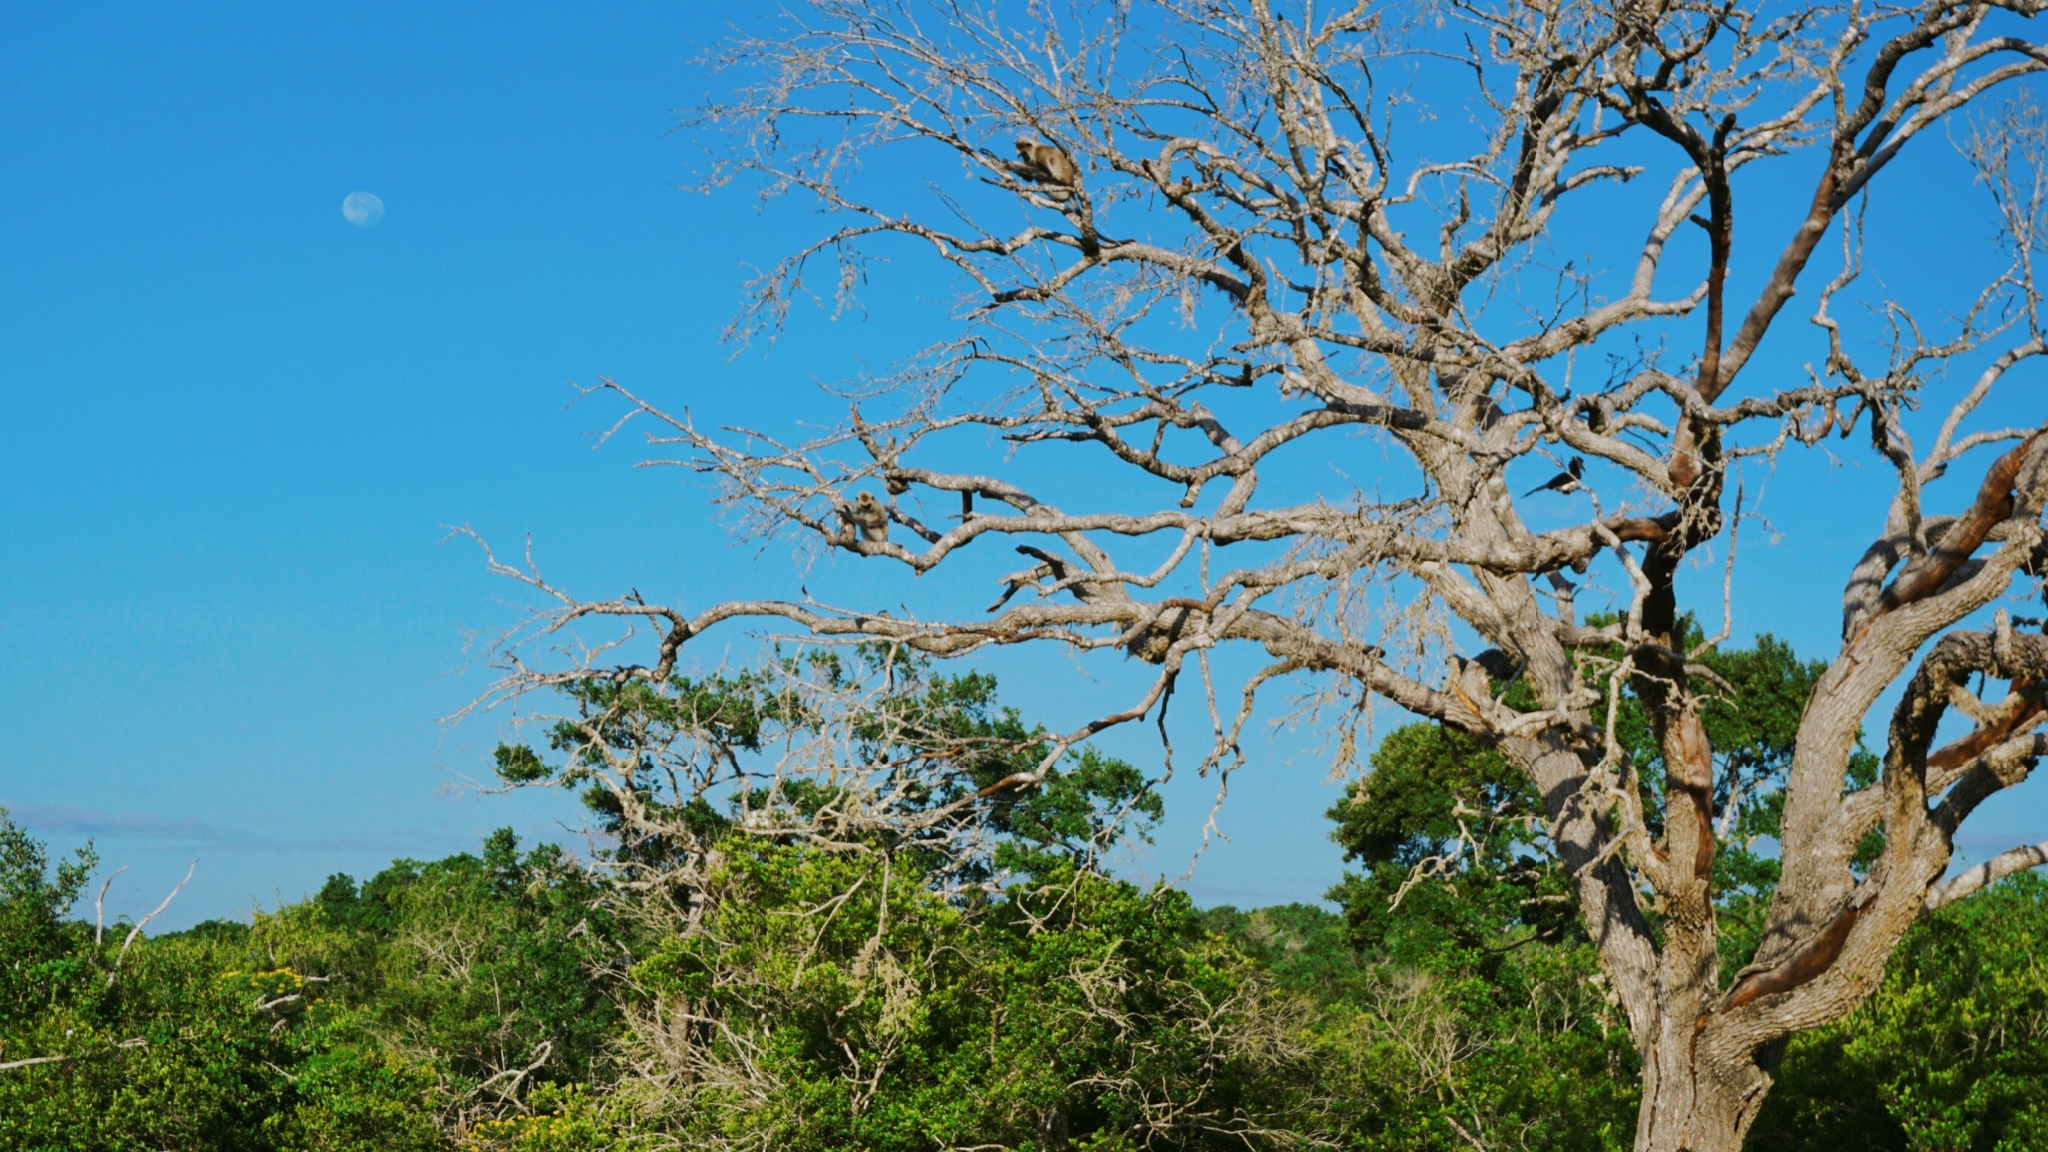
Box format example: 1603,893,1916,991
468,2,2048,1146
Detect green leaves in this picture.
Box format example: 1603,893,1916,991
1308,631,1845,1147
0,811,631,1151
492,743,552,785
0,807,97,1030
9,626,2048,1152
1328,629,1850,978
284,830,630,1098
1759,873,2048,1151
630,837,1300,1151
495,647,1159,888
1327,722,1567,962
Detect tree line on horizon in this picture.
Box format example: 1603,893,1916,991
6,636,2048,1150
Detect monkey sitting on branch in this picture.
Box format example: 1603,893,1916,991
1007,137,1081,198
837,491,889,546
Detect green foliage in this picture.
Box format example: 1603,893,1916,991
0,811,616,1152
1205,902,1639,1150
0,810,323,1150
274,830,629,1098
460,1084,610,1151
9,635,2048,1151
1199,903,1360,993
492,648,1162,885
0,808,96,1032
267,1045,449,1152
628,837,1304,1151
1326,723,1574,963
1757,873,2048,1151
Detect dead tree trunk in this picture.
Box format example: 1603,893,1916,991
1637,1025,1766,1152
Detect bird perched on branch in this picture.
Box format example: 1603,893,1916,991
1008,137,1081,195
989,544,1201,664
1523,455,1585,497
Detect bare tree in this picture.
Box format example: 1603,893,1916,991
470,1,2048,1147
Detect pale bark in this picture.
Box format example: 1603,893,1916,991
468,3,2048,1147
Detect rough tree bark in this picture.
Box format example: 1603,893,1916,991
472,3,2048,1148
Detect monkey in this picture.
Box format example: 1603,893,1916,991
1522,455,1586,497
954,490,975,521
1143,156,1194,198
1123,603,1198,664
1008,137,1081,193
840,492,889,545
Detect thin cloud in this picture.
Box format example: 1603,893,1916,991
5,805,472,857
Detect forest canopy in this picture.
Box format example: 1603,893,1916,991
9,640,2048,1150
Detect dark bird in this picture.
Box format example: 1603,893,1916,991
989,544,1194,664
1523,456,1585,497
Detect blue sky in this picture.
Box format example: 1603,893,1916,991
3,3,2044,931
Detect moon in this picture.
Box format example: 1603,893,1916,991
341,191,385,228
